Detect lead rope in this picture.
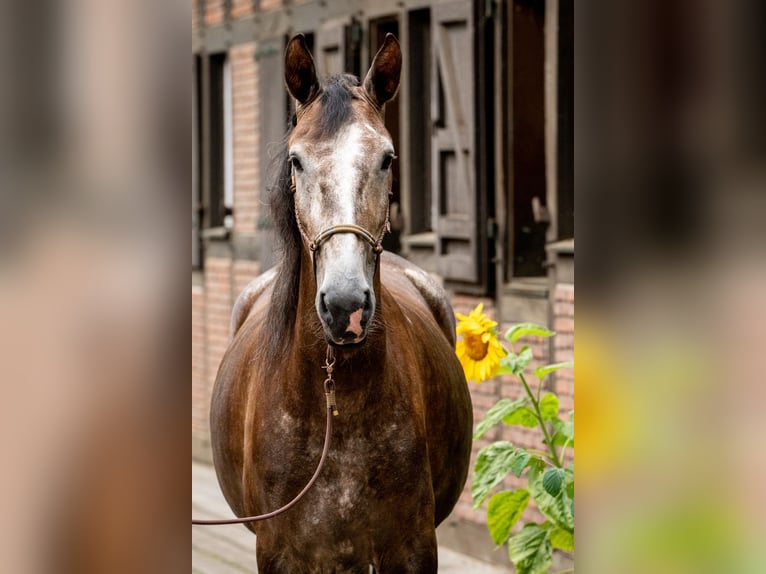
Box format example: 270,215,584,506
191,346,338,526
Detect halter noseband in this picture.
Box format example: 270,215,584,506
291,174,390,256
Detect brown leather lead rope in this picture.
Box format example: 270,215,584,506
192,347,338,526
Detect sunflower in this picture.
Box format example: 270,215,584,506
455,303,507,383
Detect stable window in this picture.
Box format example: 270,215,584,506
200,52,232,237
370,16,402,253
192,55,202,269
406,9,432,237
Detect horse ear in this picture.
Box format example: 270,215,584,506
285,34,319,106
363,33,402,108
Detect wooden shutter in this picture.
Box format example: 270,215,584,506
431,0,486,291
316,19,361,78
316,22,346,77
256,36,287,270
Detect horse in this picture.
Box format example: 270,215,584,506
210,33,473,573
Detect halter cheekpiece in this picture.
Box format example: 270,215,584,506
291,173,390,255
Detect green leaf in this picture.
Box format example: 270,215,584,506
528,469,574,532
539,393,559,421
528,456,546,473
505,323,555,345
507,523,553,574
549,525,574,551
534,361,574,380
486,489,531,546
502,346,534,376
472,442,530,508
542,467,565,497
497,363,514,375
473,397,529,440
503,406,539,428
550,418,574,447
510,452,533,477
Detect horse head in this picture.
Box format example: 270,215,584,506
284,34,401,346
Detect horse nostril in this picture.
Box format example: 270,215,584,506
363,290,372,312
319,293,330,317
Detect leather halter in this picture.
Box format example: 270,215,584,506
291,175,390,256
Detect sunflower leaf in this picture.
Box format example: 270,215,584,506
473,397,529,440
472,442,531,508
534,361,573,380
528,467,574,532
541,467,565,497
503,406,539,428
502,346,534,376
487,489,531,546
549,525,574,551
550,418,574,447
505,323,555,345
507,523,553,574
539,393,559,421
497,362,514,375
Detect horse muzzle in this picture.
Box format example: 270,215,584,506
316,287,375,346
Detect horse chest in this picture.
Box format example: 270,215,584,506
262,414,428,518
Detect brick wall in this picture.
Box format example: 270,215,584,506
553,283,574,474
553,284,575,413
192,285,207,436
260,0,283,11
230,43,260,235
203,256,233,413
192,258,260,449
204,0,224,27
233,260,260,295
230,0,254,19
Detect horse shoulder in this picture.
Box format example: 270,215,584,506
380,251,456,346
229,266,279,339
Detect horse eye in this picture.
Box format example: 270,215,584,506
289,155,303,172
381,154,395,171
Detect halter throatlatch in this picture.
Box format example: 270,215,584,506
291,175,390,256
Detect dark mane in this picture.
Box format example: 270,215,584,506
259,124,300,364
260,74,359,362
313,74,359,138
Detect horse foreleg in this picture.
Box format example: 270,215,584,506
373,534,438,574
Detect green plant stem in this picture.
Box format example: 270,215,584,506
527,448,552,459
519,372,562,468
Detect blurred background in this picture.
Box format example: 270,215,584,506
0,0,188,572
577,0,766,572
0,0,763,572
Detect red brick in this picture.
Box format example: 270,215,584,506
231,0,253,18
555,284,575,302
554,316,575,333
